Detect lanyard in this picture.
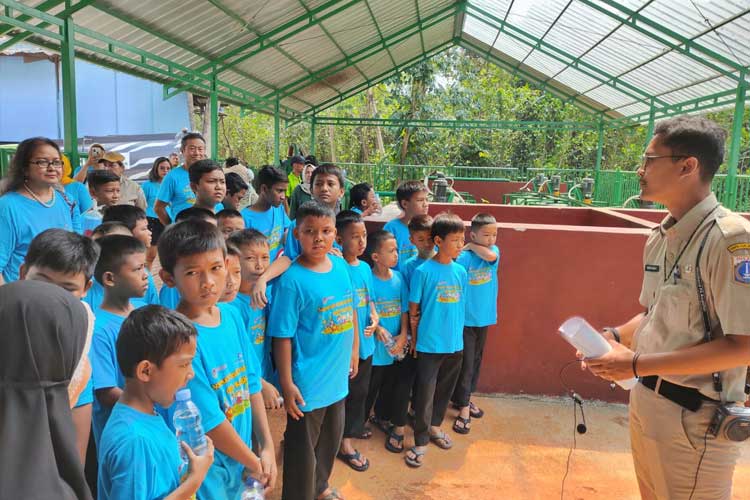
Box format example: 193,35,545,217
694,220,723,395
662,205,719,283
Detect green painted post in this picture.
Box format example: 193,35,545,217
210,75,219,161
60,16,79,168
310,115,317,156
725,75,747,211
273,99,280,166
645,98,656,149
594,119,605,200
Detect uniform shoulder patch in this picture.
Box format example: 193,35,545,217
716,212,750,239
734,256,750,285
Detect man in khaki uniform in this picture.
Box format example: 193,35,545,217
99,151,147,211
587,116,750,500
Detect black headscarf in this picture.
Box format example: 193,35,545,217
0,280,93,499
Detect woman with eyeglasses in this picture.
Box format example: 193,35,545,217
0,137,81,284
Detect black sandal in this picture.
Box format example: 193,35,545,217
429,430,453,450
336,449,370,472
453,416,471,435
404,447,425,468
469,401,484,419
369,414,392,433
385,430,404,453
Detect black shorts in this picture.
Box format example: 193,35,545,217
147,217,165,245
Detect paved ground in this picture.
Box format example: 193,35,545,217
264,394,750,500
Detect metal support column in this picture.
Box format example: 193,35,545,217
645,98,656,149
310,115,317,156
725,74,747,211
273,99,280,166
60,16,79,168
210,75,219,161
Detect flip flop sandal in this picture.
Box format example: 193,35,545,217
318,488,344,500
469,402,484,419
452,416,471,435
369,415,392,433
385,430,405,453
336,449,370,472
429,430,453,450
404,447,426,468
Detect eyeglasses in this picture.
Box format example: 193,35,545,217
29,159,63,169
640,154,688,167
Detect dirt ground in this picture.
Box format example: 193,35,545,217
263,394,750,500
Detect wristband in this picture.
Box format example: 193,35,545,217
604,327,621,343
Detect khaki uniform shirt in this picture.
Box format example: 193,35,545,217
118,176,147,211
633,193,750,402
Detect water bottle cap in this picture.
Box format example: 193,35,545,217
245,477,262,488
175,388,191,401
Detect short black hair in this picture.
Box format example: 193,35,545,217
471,213,497,231
396,180,428,209
296,200,336,225
94,235,146,283
364,229,395,265
175,206,217,223
255,165,288,191
158,219,226,275
653,116,727,182
305,155,318,167
228,228,268,249
225,157,240,168
24,229,100,281
87,169,120,190
310,163,345,189
408,214,433,233
431,212,465,240
91,221,131,239
226,242,241,258
117,305,196,378
180,132,205,151
335,209,364,233
216,208,243,220
225,172,248,195
102,204,147,231
189,159,223,184
349,183,372,210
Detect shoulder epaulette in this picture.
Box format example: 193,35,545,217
715,210,750,239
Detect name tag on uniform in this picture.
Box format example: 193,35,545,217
645,264,660,272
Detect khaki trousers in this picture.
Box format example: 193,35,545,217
629,382,741,500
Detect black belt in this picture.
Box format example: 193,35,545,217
640,376,718,412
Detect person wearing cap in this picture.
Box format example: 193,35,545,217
286,155,306,199
98,151,147,211
585,116,750,500
155,132,206,226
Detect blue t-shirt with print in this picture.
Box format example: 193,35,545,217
141,180,164,219
159,285,182,310
180,303,262,500
267,255,355,411
383,218,417,274
457,245,500,327
83,271,159,311
90,308,127,445
64,181,93,216
241,205,290,261
345,260,375,360
229,289,273,381
0,191,80,282
156,166,194,218
371,270,409,366
283,218,343,261
409,259,468,354
98,402,183,500
401,255,427,287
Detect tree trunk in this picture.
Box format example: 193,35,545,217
361,126,370,163
328,124,337,163
186,92,196,132
367,89,385,156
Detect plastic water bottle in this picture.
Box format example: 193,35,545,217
373,193,383,215
173,389,208,463
241,477,265,500
383,331,405,361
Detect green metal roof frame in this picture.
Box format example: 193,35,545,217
0,0,748,124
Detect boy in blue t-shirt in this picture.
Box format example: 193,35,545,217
383,180,429,274
451,213,499,434
335,211,379,473
158,219,276,499
98,306,214,500
217,208,245,240
405,213,468,468
227,229,283,410
349,182,379,216
267,202,358,500
155,132,206,225
189,159,226,213
90,235,150,445
401,214,436,285
241,165,290,262
362,229,411,453
82,170,121,236
20,228,100,464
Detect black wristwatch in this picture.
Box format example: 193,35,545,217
603,327,621,343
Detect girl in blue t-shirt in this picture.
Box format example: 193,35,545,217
141,156,171,267
0,137,80,284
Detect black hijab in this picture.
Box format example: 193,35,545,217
0,280,93,499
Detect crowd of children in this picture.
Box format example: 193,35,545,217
0,133,500,500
